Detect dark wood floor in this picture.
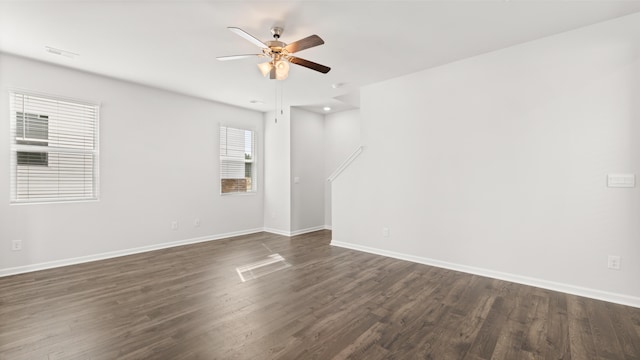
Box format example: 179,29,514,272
1,231,639,359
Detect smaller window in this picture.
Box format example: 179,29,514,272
220,125,256,194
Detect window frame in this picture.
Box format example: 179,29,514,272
9,90,100,204
219,124,257,195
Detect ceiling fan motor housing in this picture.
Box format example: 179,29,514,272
266,40,287,56
267,27,287,58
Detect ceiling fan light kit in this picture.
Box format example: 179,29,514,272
218,26,330,80
257,59,289,80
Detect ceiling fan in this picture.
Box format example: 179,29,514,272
217,27,331,80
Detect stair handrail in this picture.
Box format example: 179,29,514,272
327,146,364,182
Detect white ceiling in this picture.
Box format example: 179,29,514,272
1,1,640,114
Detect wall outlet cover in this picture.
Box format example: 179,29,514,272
11,240,22,251
608,255,621,270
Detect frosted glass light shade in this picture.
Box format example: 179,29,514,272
257,62,273,77
275,60,289,80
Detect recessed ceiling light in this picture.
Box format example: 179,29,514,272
323,106,331,112
331,82,345,89
249,100,264,105
45,46,78,59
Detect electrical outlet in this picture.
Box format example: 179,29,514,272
608,255,621,270
171,221,179,231
11,240,22,251
383,227,390,237
194,218,201,227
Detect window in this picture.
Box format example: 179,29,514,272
220,125,256,194
10,92,99,203
16,112,49,166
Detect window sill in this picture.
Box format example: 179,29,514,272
220,191,258,197
10,198,100,206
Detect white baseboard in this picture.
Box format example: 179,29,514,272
263,227,292,236
0,228,264,278
331,240,640,309
264,226,329,237
324,225,332,230
290,226,328,236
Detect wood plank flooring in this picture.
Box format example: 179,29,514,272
1,230,639,359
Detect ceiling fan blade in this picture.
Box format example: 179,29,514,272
228,27,268,49
284,35,324,54
288,56,331,74
216,54,263,61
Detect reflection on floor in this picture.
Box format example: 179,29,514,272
236,253,291,282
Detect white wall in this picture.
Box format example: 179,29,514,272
0,54,264,273
324,109,361,227
264,106,360,235
263,109,291,234
290,108,325,233
332,13,640,306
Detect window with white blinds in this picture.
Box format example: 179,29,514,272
220,125,256,194
9,92,99,203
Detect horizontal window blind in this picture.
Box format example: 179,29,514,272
220,125,256,194
10,92,99,203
